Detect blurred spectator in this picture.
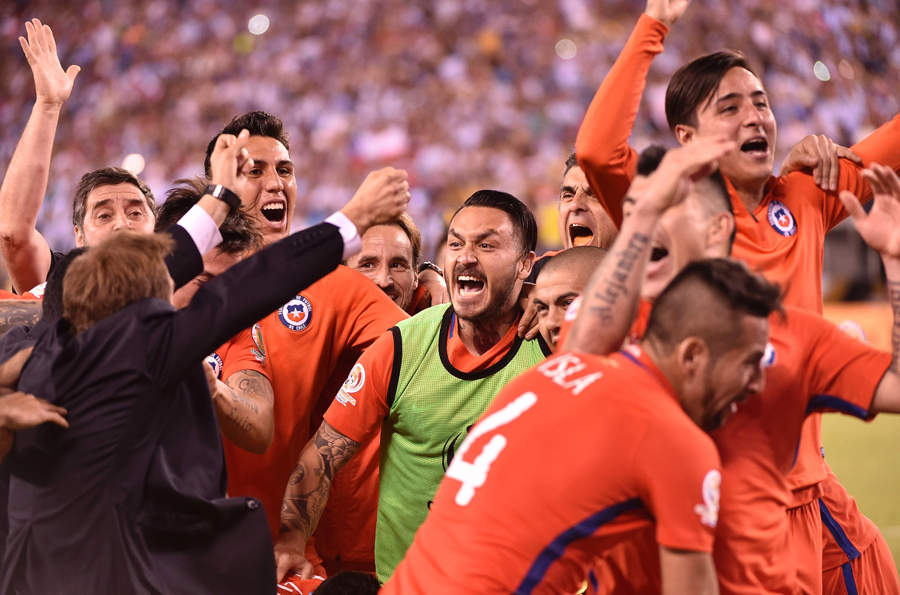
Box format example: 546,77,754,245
1,0,897,281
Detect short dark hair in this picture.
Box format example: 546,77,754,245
73,167,157,232
394,212,422,266
452,190,538,256
155,177,262,255
563,150,579,178
644,258,782,355
42,247,89,323
665,50,759,132
636,145,736,251
204,111,290,177
64,231,174,333
313,571,380,595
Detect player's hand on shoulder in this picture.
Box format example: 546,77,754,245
781,134,863,192
644,0,691,27
628,136,734,216
838,164,900,259
418,267,449,307
19,19,80,108
341,167,410,236
0,392,68,431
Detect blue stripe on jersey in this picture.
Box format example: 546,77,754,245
819,499,861,561
588,569,599,592
841,561,859,595
515,498,643,595
449,313,456,339
806,395,868,420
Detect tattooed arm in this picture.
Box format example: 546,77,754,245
839,165,900,413
274,420,361,581
0,300,43,335
564,137,735,355
205,365,274,454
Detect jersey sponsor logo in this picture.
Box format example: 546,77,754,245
441,424,475,472
278,294,313,331
762,342,776,368
205,353,224,380
536,353,606,396
336,363,365,407
767,200,797,237
694,469,722,528
251,323,267,365
564,295,582,322
446,392,538,506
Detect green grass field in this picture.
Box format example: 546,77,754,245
822,414,900,569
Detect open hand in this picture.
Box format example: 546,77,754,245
781,134,863,192
0,392,68,431
19,19,80,108
838,164,900,259
645,0,691,27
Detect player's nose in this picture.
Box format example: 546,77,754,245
746,365,766,395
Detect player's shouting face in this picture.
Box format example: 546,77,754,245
241,136,296,245
445,206,530,323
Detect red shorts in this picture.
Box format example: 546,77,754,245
822,532,900,595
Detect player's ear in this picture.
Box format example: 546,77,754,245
517,251,536,281
74,226,86,247
677,337,709,379
706,213,735,255
675,124,696,146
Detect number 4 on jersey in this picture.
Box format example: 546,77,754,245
445,392,538,506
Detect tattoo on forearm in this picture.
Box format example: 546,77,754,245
279,422,360,538
587,233,650,325
0,301,43,335
225,406,253,433
224,370,274,415
889,281,900,373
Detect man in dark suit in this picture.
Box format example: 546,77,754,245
0,129,410,594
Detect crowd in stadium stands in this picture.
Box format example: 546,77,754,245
1,0,899,262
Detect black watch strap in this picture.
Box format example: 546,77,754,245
205,184,241,212
418,261,443,276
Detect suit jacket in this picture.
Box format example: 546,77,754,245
2,222,344,594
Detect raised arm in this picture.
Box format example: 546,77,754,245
275,421,361,580
838,165,900,414
575,0,688,227
564,138,734,355
0,19,80,293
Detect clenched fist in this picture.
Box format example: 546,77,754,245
340,167,410,236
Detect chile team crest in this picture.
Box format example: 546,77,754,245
767,200,797,237
278,294,312,331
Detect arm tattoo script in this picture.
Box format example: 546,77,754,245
889,281,900,374
587,232,650,326
279,421,361,538
0,300,42,335
224,369,274,415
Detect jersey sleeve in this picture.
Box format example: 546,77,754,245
575,14,669,228
328,267,407,353
323,329,395,444
220,323,269,382
797,309,892,420
634,422,721,552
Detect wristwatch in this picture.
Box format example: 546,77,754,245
418,261,443,276
204,184,242,212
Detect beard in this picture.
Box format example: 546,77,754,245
452,266,519,326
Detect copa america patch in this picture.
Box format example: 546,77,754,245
694,469,722,528
767,200,797,237
251,323,267,364
205,353,224,380
336,363,365,407
278,294,312,331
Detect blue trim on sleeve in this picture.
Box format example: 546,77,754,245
841,561,859,595
588,570,599,593
806,395,869,420
515,498,643,595
819,499,862,561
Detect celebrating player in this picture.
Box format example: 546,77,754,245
275,190,550,582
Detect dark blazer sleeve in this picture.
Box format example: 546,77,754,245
154,222,344,384
164,225,204,291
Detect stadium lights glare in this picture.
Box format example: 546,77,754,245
814,61,831,82
249,14,270,35
555,39,577,60
122,153,145,175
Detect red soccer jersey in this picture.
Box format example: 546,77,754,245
383,349,722,595
217,266,407,546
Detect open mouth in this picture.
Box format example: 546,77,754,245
650,246,669,262
261,201,286,223
568,224,594,247
740,137,769,157
457,275,486,297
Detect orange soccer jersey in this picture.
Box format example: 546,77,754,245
383,349,721,595
215,266,406,556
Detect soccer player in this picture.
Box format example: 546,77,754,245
203,113,410,578
558,151,619,251
565,143,900,594
532,246,606,351
385,255,780,594
275,190,551,583
575,1,900,590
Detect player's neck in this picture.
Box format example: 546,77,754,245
457,308,520,356
731,178,768,212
